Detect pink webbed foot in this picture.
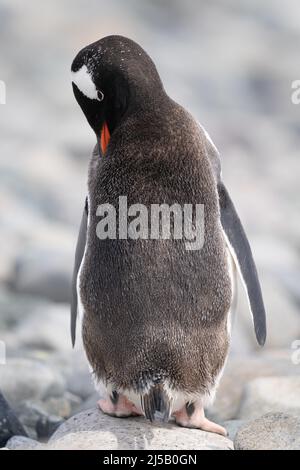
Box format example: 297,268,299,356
174,401,227,436
98,391,143,418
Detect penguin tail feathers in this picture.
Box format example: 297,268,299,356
141,384,171,423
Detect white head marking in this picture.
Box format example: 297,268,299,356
72,65,103,101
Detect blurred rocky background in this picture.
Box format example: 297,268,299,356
0,0,299,450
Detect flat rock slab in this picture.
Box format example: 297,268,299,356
235,413,300,450
7,408,234,450
238,376,300,419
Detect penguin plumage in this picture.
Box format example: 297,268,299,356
70,35,266,434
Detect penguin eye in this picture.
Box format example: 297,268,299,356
97,90,104,102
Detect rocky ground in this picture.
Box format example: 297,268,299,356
0,0,300,450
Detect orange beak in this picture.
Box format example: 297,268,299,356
100,121,110,154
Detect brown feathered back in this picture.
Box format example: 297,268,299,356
81,95,231,395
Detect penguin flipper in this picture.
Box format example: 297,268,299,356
218,183,266,346
71,198,88,347
199,123,266,345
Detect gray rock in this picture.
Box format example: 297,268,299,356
230,274,300,352
6,436,45,450
238,376,300,419
13,398,65,439
14,401,45,439
64,347,95,400
76,392,99,413
66,371,95,401
47,408,233,450
251,237,298,275
9,245,73,303
0,287,46,330
235,412,300,450
3,304,71,353
0,358,65,406
42,392,81,418
280,269,300,307
0,391,27,447
210,349,299,421
6,407,234,450
222,420,245,441
259,276,300,349
36,415,64,439
1,0,300,452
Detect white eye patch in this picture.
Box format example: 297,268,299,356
71,65,103,101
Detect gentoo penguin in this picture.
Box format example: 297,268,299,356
70,35,266,435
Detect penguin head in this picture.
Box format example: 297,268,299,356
71,35,164,153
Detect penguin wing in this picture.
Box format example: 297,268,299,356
199,123,266,345
71,198,88,347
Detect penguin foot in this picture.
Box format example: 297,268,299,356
98,393,142,418
174,401,227,436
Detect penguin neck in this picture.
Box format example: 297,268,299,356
97,69,169,145
120,63,166,110
127,82,168,115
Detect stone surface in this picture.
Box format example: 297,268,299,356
36,415,64,439
42,392,81,418
0,287,47,330
14,400,64,439
46,408,234,450
230,274,300,353
0,359,65,406
238,376,300,419
3,304,71,353
0,391,27,448
9,246,73,303
222,420,245,441
210,349,300,421
14,401,46,440
234,413,300,450
6,408,234,450
6,436,45,450
256,276,300,349
76,392,99,413
64,349,95,400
